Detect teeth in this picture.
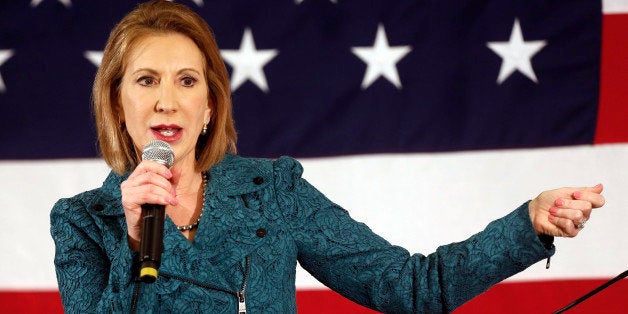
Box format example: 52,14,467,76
159,128,177,136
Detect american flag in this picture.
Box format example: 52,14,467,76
1,0,627,312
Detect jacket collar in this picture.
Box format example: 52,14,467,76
206,153,273,196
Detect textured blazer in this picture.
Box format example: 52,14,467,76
51,154,554,313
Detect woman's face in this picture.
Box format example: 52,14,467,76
119,33,210,169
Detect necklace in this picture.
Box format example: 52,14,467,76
176,172,206,231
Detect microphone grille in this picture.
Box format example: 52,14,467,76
142,140,174,168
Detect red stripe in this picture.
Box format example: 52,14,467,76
595,13,628,144
299,279,628,313
456,279,628,314
296,289,380,313
0,291,63,313
3,279,627,313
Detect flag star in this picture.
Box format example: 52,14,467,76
84,51,103,67
351,24,412,89
0,50,14,93
30,0,72,8
166,0,204,6
487,18,547,84
221,28,278,93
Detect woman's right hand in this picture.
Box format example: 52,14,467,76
120,160,178,251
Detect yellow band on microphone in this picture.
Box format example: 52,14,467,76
140,267,158,280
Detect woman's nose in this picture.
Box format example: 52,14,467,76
155,84,177,113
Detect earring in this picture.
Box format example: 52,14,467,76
201,123,207,135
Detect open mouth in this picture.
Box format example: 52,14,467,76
153,127,180,137
151,125,183,141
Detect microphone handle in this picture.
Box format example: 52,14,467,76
139,203,166,283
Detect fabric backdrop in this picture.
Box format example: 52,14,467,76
1,0,627,313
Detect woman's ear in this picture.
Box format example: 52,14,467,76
115,97,125,123
204,104,211,125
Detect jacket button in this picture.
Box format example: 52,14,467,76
253,176,264,185
256,228,267,238
92,204,104,212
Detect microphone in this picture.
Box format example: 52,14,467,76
138,139,174,283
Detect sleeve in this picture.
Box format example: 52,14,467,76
50,197,137,313
272,156,554,313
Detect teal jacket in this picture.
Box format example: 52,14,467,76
51,155,553,313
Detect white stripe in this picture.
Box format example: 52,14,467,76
0,159,110,289
603,0,628,13
2,144,627,289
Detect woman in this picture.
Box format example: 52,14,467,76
50,1,605,313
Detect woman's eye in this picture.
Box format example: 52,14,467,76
181,76,197,87
137,76,156,86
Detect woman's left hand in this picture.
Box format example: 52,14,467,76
529,184,605,237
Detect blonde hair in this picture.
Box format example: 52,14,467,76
93,0,236,174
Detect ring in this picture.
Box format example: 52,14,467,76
575,218,587,229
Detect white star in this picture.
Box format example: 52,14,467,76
0,50,14,93
351,24,412,89
220,28,278,93
487,19,547,84
30,0,72,8
166,0,204,6
295,0,337,3
84,51,103,67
